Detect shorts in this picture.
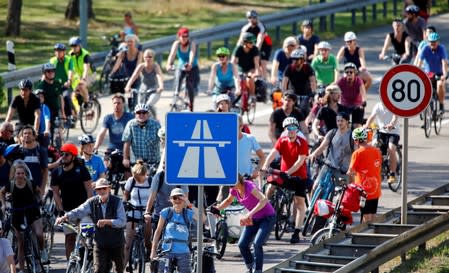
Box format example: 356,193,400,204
361,199,378,215
281,176,307,198
346,106,365,125
260,43,272,61
377,132,400,150
12,208,41,231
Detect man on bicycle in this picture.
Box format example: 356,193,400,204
347,128,382,223
311,41,339,86
416,32,448,114
403,5,426,57
94,93,134,152
122,104,161,169
282,49,317,117
232,32,260,101
69,36,93,106
262,117,309,244
269,91,308,145
56,178,126,273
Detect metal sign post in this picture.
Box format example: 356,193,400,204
196,186,204,273
6,40,16,105
79,0,88,48
380,64,432,224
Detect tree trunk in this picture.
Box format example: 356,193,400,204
5,0,23,36
65,0,95,20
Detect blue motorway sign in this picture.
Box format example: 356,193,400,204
165,112,238,186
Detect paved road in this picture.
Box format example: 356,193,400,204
45,13,449,273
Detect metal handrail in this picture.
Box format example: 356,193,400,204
0,0,393,89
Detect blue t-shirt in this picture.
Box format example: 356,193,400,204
22,145,48,187
238,133,261,175
83,155,106,182
102,112,134,151
419,44,448,74
160,207,193,254
38,104,51,134
273,48,292,81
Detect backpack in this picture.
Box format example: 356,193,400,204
161,207,192,250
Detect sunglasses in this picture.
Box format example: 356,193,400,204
286,126,298,131
217,55,227,58
181,35,189,38
61,152,72,157
171,195,184,201
136,111,148,115
96,187,108,191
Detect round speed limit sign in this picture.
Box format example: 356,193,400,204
380,64,432,117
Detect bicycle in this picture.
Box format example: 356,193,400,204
190,245,218,273
79,92,102,134
104,149,127,196
41,190,56,256
168,65,198,112
423,74,444,138
124,202,147,273
21,215,47,273
169,92,190,112
99,34,122,94
382,53,403,66
53,116,74,150
60,222,95,273
310,183,366,245
234,74,256,124
129,88,158,118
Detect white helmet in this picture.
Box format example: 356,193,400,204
299,45,307,54
134,103,149,113
290,49,306,60
215,94,231,104
282,117,299,128
318,41,331,50
344,31,357,42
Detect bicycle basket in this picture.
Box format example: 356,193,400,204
338,207,353,225
313,199,335,219
80,223,95,237
342,184,365,212
224,204,248,239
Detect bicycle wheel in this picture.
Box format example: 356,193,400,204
246,99,256,125
80,98,102,134
42,217,55,256
66,261,81,273
129,239,146,273
434,111,443,135
274,191,290,240
25,234,43,273
388,147,403,192
423,106,432,138
302,188,322,237
309,227,341,245
215,220,228,259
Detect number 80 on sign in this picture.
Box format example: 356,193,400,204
380,64,432,118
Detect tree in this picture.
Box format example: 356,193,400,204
5,0,23,36
65,0,95,20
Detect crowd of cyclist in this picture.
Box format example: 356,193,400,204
1,1,448,273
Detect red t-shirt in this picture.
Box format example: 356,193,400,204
274,135,309,179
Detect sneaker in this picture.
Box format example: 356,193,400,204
290,230,301,244
387,173,396,184
40,249,49,264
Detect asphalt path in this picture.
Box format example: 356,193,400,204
46,12,449,273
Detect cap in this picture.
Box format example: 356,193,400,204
170,188,185,197
95,178,111,189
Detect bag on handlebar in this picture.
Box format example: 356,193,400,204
341,184,365,212
313,199,335,219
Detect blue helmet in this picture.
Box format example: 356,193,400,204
54,43,66,51
4,144,24,161
428,32,440,42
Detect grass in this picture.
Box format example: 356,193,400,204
380,229,449,273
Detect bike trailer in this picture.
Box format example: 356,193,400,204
313,199,335,219
225,204,248,239
342,184,366,212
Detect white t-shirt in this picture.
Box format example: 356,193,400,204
124,177,151,219
0,238,14,273
372,102,400,135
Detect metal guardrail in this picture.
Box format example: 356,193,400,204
264,183,449,273
0,0,399,89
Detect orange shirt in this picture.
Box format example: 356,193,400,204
349,145,382,200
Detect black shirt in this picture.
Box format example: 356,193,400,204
10,94,40,126
283,63,315,96
233,45,259,73
316,104,348,134
51,160,91,211
270,107,306,139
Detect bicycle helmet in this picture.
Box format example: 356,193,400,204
18,79,33,90
215,94,231,104
282,117,299,129
428,32,440,42
242,32,256,44
60,143,78,156
302,20,313,28
157,127,165,139
4,144,24,161
246,10,258,18
78,134,95,145
405,4,420,14
69,36,82,46
34,89,45,96
290,49,306,60
54,43,66,51
317,41,331,50
215,47,230,56
344,62,358,72
344,31,357,42
42,63,56,73
134,103,149,113
352,127,368,142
